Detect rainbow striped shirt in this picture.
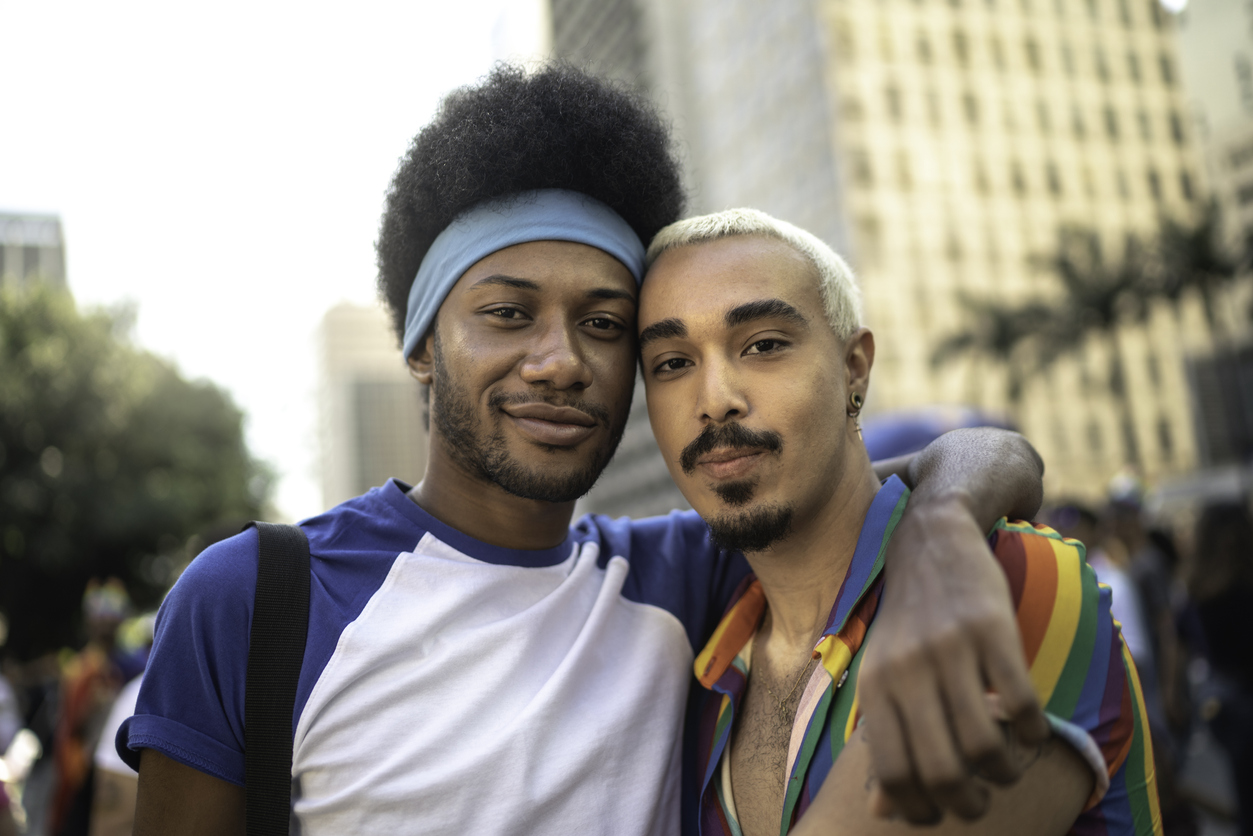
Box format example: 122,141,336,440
688,476,1161,836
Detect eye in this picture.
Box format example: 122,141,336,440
744,338,786,355
651,357,692,376
484,306,528,322
583,316,623,332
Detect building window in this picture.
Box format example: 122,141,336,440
851,150,874,187
946,231,964,262
1147,353,1161,387
1127,52,1141,84
1237,182,1253,206
918,33,933,64
842,95,864,122
1086,0,1098,18
886,85,903,121
1037,100,1052,134
1117,169,1130,197
1072,106,1087,139
954,30,970,66
1159,53,1175,86
1046,162,1063,196
1180,170,1195,201
1095,48,1110,82
834,20,856,62
1170,111,1185,144
963,92,980,125
1055,0,1066,14
1011,162,1027,195
1138,110,1152,141
1061,43,1075,75
22,246,39,278
1118,0,1133,25
1104,106,1120,141
1147,167,1162,201
1025,38,1042,72
991,37,1006,69
1158,418,1173,460
1151,1,1165,29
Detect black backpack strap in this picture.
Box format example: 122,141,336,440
245,522,310,836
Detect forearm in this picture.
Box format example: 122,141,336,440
791,726,1090,836
904,428,1044,530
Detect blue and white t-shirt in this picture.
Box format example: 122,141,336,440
119,479,747,834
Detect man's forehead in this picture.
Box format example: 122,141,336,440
640,237,818,325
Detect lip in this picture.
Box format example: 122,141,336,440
696,447,766,480
501,403,598,447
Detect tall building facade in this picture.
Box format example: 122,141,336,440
1173,0,1253,470
318,303,428,509
557,0,1213,506
0,212,66,290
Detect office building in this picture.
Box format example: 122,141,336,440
318,303,428,509
0,212,66,290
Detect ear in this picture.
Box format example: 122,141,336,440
407,333,436,385
844,327,875,401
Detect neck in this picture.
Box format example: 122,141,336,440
745,451,882,649
407,442,577,552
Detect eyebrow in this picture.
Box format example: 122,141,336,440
638,318,688,350
471,275,540,291
725,299,809,329
471,274,636,304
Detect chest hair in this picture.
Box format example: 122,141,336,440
729,663,809,836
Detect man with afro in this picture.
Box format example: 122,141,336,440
122,64,1051,834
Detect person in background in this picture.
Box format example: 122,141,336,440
1189,502,1253,836
50,580,144,836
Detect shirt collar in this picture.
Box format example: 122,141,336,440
694,475,911,690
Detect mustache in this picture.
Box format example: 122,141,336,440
487,391,610,425
679,423,783,475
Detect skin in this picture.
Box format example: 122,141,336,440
639,234,1088,835
134,237,1048,834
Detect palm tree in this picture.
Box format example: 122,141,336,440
930,293,1053,419
1032,227,1156,469
1150,200,1243,339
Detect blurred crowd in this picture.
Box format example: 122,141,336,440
1,580,150,836
1048,476,1253,836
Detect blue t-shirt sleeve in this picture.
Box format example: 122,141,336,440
117,528,258,785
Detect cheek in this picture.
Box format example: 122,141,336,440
644,382,687,463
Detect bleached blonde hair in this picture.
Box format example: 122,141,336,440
645,208,863,339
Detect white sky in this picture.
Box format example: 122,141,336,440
2,0,547,520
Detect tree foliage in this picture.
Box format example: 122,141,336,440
932,203,1247,466
0,286,271,660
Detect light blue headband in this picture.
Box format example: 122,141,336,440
402,189,646,359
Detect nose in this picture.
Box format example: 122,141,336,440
696,356,748,425
519,320,594,390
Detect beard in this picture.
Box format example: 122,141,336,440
429,336,628,503
677,422,793,552
706,503,795,554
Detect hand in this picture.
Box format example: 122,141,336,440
857,497,1049,824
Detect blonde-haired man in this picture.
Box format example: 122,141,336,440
640,209,1161,836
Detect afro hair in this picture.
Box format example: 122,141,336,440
376,62,685,343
